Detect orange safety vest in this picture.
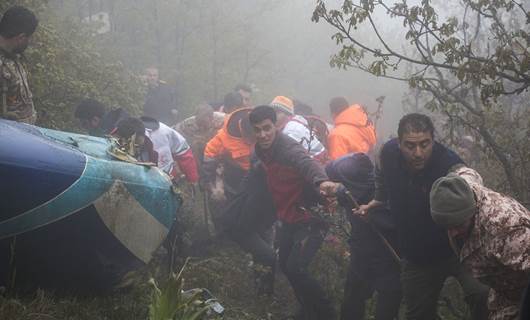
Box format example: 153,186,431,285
204,108,253,171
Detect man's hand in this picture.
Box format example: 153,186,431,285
209,180,226,202
352,199,382,217
319,181,341,197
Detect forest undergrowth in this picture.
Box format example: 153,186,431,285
0,194,471,320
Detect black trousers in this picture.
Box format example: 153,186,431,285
278,221,336,320
401,257,489,320
340,256,402,320
230,228,275,269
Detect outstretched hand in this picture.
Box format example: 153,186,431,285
352,204,371,218
352,200,383,218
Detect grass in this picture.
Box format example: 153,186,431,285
0,199,472,320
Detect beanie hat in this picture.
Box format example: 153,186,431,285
325,153,374,204
270,96,294,115
430,174,476,228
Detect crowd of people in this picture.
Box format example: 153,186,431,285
1,5,529,320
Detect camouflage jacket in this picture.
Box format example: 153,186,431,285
0,49,36,124
174,112,225,146
454,167,530,320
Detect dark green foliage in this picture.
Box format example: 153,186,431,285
313,0,530,202
1,0,144,131
148,261,212,320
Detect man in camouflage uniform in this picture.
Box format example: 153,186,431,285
431,166,530,320
174,104,225,168
0,6,38,124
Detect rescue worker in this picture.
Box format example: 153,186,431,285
325,153,402,320
202,92,253,202
112,116,197,184
174,104,225,147
74,98,129,137
142,116,198,184
112,117,157,164
328,97,377,160
270,95,326,160
293,99,314,116
174,104,225,164
143,66,179,125
355,113,489,320
220,96,329,297
234,83,253,108
249,105,341,320
430,166,530,320
0,6,38,124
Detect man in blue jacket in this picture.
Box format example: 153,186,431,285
326,153,402,320
355,113,489,320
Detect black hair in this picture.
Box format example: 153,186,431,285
293,99,314,116
223,91,243,113
398,113,435,140
0,6,38,38
116,117,146,138
249,105,276,125
234,83,252,93
74,98,106,120
329,96,349,114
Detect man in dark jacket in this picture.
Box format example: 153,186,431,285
143,67,178,125
249,105,341,320
218,160,277,295
355,113,489,320
326,153,402,320
74,98,129,137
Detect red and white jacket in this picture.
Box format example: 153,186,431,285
254,132,328,224
145,121,199,183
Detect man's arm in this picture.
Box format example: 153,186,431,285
202,134,225,185
283,137,340,196
174,148,199,183
286,139,327,185
490,226,530,273
355,156,386,216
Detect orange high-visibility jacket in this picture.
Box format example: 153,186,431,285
328,105,377,160
203,108,252,171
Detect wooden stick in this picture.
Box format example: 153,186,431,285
344,191,402,264
202,189,211,237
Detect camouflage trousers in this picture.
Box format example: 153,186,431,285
2,110,37,125
18,112,37,125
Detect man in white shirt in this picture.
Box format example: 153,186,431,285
142,116,198,184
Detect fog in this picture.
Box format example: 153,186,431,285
69,0,409,140
254,1,407,139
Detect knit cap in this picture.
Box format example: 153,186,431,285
430,174,476,228
270,96,294,115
